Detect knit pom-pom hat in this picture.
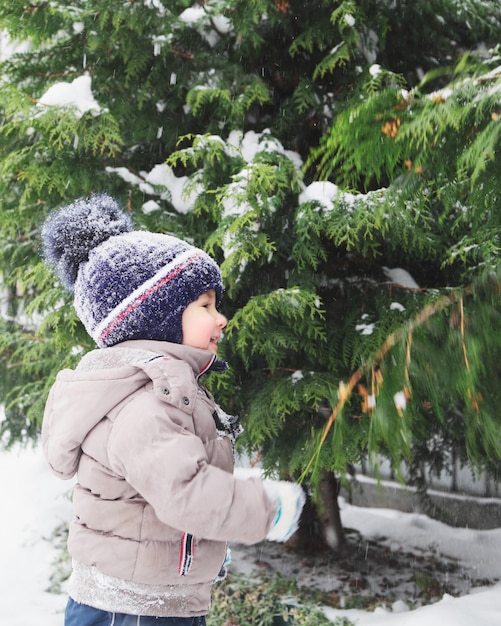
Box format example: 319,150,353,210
41,193,223,348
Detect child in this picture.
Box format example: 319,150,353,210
41,193,305,626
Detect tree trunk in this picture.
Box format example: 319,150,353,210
318,470,345,550
287,470,346,554
285,488,327,553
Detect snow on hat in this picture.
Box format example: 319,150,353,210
41,192,223,347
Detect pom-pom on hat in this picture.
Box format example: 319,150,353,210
42,193,223,348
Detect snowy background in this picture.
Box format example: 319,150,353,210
2,443,501,626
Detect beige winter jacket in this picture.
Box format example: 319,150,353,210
42,340,276,617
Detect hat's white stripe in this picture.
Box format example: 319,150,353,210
93,248,201,345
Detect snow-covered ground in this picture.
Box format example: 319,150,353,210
1,445,71,625
1,444,500,626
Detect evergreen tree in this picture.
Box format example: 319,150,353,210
0,0,500,549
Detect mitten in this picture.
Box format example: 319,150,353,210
263,480,306,542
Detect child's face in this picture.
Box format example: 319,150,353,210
181,289,227,354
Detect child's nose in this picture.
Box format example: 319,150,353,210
217,312,227,328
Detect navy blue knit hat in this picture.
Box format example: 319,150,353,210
41,193,223,347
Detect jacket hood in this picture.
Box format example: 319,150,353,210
42,340,217,479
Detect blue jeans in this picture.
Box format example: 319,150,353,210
65,598,207,626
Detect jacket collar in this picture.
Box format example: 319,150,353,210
105,339,217,379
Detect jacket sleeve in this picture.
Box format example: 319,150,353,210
107,390,277,546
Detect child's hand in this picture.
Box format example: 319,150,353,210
262,480,306,542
